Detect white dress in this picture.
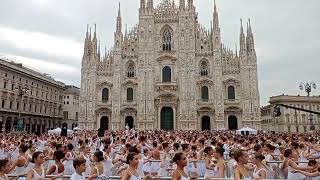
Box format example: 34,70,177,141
70,172,86,180
288,165,301,180
0,174,8,180
197,160,206,177
227,158,237,178
297,151,308,179
32,167,45,179
204,167,215,177
178,170,190,180
103,155,113,176
253,167,267,179
186,161,198,177
128,169,142,180
149,161,161,175
82,154,91,176
15,156,28,176
158,157,170,177
64,152,75,175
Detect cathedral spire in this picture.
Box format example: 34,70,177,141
179,0,185,10
114,2,123,50
213,0,219,31
240,18,246,52
116,2,122,33
248,19,255,52
245,19,255,52
188,0,193,9
140,0,145,9
248,18,252,35
125,24,128,37
147,0,153,10
86,24,89,40
212,0,221,49
84,24,91,57
97,40,101,58
235,43,238,57
93,23,97,40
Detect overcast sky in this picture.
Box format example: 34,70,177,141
0,0,319,105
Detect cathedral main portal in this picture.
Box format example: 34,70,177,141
160,107,174,130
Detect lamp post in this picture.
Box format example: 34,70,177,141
14,86,30,131
299,82,316,131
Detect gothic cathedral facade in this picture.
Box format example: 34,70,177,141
79,0,261,131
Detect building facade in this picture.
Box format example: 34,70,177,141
62,85,80,129
261,95,320,133
0,58,65,134
80,0,261,131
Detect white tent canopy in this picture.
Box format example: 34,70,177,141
48,128,74,135
73,127,81,131
236,127,258,135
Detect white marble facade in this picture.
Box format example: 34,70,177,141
79,0,261,131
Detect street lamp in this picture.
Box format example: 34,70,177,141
299,82,317,131
14,86,30,131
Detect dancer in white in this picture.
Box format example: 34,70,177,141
26,151,47,180
172,152,190,180
121,152,149,180
70,157,86,180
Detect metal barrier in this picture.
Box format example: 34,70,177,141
6,174,234,180
8,160,310,180
6,174,287,180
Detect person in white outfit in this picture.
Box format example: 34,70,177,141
46,150,65,178
26,151,48,180
70,157,86,180
252,153,267,179
292,167,320,180
172,152,190,180
282,149,314,180
121,152,150,180
64,144,75,175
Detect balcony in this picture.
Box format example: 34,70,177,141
121,101,137,109
224,99,240,106
97,101,112,108
155,82,178,92
197,99,214,107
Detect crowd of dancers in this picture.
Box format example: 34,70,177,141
0,129,320,180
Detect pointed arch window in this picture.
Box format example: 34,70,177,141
162,66,171,82
200,61,208,76
201,86,209,100
102,88,109,102
227,86,235,100
127,88,133,102
162,28,172,51
127,63,135,78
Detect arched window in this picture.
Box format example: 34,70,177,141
127,63,135,78
162,28,172,51
201,86,209,100
227,86,235,99
200,61,208,76
102,88,109,102
162,66,171,82
127,88,133,102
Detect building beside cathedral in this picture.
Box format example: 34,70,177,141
261,95,320,133
79,0,260,131
0,58,79,133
